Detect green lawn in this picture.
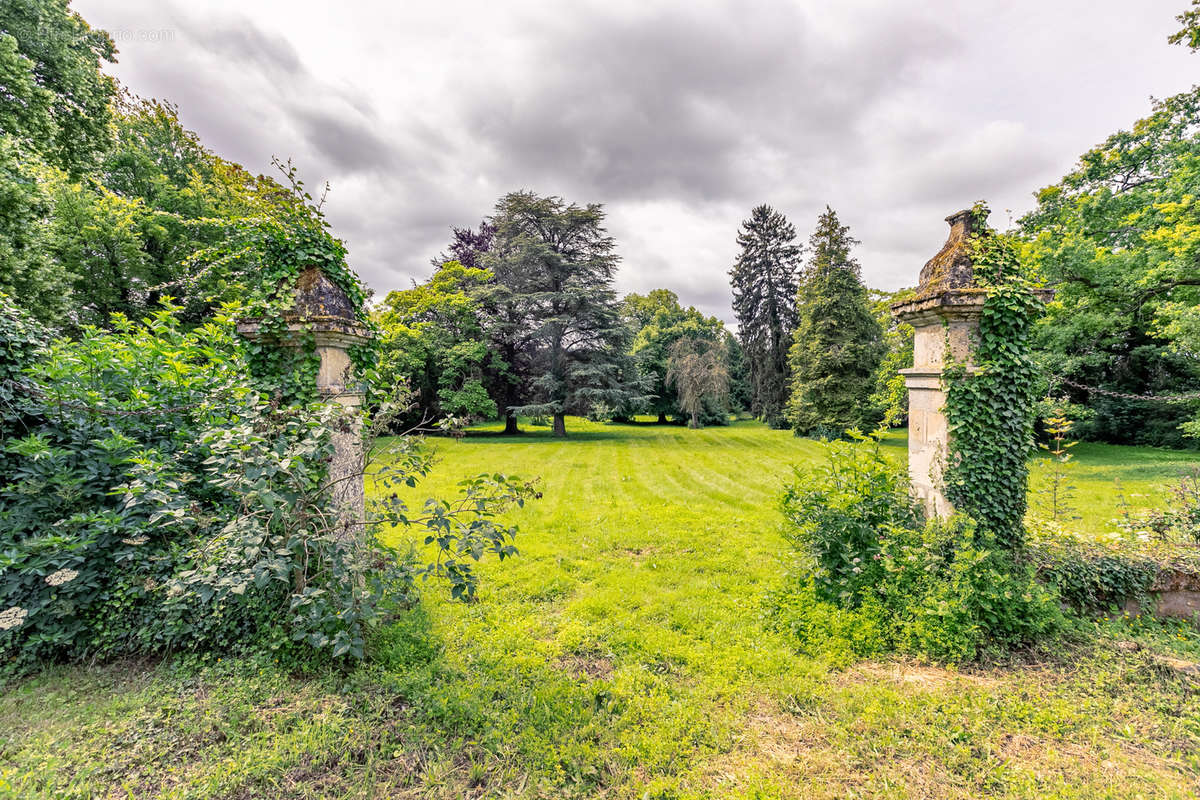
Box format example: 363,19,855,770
3,419,1200,799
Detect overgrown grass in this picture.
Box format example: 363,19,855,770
3,420,1199,798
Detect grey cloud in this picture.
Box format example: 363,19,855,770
187,20,304,80
290,106,397,174
460,4,962,204
76,0,1195,322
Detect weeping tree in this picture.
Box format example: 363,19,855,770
667,337,730,429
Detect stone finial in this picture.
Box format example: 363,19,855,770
289,266,358,322
915,208,987,298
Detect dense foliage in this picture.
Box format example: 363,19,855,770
1022,87,1200,447
624,289,728,424
786,207,884,436
0,296,533,675
0,0,116,175
776,432,1063,663
943,216,1045,546
729,204,802,428
374,261,496,425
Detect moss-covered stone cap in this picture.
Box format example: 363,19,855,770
914,208,986,299
288,266,357,322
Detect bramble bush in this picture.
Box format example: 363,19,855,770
0,294,534,677
772,432,1064,663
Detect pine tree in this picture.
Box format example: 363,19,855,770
787,207,885,436
487,191,634,437
729,205,802,428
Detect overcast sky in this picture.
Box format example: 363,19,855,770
75,0,1196,324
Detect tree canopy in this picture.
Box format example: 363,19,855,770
374,261,497,424
624,289,726,424
1022,87,1200,446
485,191,634,436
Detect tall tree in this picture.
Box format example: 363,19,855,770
786,207,884,436
0,0,116,325
0,0,117,175
666,338,730,429
486,191,633,437
0,137,67,324
729,204,801,428
1021,84,1200,446
374,261,497,425
46,97,282,331
623,289,725,424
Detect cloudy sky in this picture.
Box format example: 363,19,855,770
75,0,1195,323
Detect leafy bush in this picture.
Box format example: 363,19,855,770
780,431,920,605
1139,468,1200,544
776,432,1064,662
0,295,533,676
1026,521,1158,612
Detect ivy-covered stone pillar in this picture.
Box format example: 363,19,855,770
238,267,372,540
891,210,988,517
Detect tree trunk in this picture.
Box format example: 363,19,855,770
690,411,699,429
504,411,520,435
657,411,668,424
552,412,567,437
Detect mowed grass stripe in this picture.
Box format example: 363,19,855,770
5,417,1200,799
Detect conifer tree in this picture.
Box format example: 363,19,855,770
729,204,801,428
787,206,884,435
487,191,634,437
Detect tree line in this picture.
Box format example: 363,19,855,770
380,196,904,439
4,0,1198,447
375,192,748,436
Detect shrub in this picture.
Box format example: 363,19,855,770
0,296,534,676
877,517,1063,661
1027,523,1158,613
780,430,921,606
776,432,1064,662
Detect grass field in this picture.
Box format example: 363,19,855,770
3,419,1200,799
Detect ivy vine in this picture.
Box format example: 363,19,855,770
196,159,379,406
942,205,1044,547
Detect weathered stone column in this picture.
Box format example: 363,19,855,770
238,267,372,539
891,210,989,518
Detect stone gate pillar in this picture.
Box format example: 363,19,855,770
891,210,988,518
238,266,372,540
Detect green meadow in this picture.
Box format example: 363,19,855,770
3,419,1200,799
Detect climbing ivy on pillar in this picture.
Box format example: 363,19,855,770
943,210,1047,547
195,162,379,538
